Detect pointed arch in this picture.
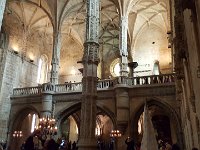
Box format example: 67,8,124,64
131,98,184,149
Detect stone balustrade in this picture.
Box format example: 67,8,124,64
97,79,118,89
55,82,82,92
12,74,175,96
119,74,175,86
13,86,42,96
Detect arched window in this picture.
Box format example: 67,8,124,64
152,60,160,75
110,58,129,77
37,55,48,84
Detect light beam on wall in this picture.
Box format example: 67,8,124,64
71,67,76,75
31,114,36,133
12,44,19,52
37,59,42,83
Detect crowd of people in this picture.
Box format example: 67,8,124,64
124,137,199,150
14,132,200,150
21,132,77,150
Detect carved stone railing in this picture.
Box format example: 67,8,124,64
55,82,82,92
118,74,175,86
12,74,175,96
13,86,42,96
97,79,118,89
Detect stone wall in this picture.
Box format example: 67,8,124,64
182,8,200,149
0,50,38,141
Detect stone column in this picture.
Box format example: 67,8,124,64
119,16,129,77
41,83,54,117
128,62,138,77
50,31,61,84
0,0,6,31
115,88,129,133
173,1,189,149
78,0,99,150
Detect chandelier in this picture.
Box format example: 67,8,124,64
34,117,57,138
12,131,23,138
110,130,122,138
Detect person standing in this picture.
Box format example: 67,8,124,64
72,141,76,150
125,137,135,150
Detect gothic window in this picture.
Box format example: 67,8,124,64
37,55,48,84
113,63,120,77
110,59,120,77
152,60,160,75
110,58,129,77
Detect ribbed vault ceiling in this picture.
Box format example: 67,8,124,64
3,0,171,78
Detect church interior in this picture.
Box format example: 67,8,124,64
0,0,200,149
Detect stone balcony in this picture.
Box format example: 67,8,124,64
9,73,177,150
11,74,176,104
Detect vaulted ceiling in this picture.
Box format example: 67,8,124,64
3,0,172,79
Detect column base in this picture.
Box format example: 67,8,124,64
78,139,98,150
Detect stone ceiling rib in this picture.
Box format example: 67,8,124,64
19,2,26,26
27,7,38,26
30,15,48,27
4,0,171,76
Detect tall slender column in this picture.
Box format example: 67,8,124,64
0,0,6,31
50,31,61,84
119,16,129,77
78,0,99,149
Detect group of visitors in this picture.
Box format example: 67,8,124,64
158,140,180,150
22,132,200,150
22,132,77,150
97,138,114,150
125,137,184,150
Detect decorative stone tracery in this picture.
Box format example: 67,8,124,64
119,16,128,77
78,0,100,149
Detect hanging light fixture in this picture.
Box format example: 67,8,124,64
12,131,23,138
34,116,57,139
110,130,122,138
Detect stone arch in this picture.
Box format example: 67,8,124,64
97,104,116,128
130,98,183,148
55,102,81,138
10,105,40,132
8,105,40,149
55,102,116,138
8,0,54,27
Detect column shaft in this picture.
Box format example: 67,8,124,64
50,32,61,84
115,88,129,134
0,0,6,31
41,83,54,117
119,16,128,77
78,0,99,149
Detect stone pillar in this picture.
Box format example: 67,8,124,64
50,31,61,84
128,62,138,77
78,0,99,150
41,83,54,117
173,1,188,149
0,0,6,31
119,16,129,77
115,88,129,134
173,0,186,79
